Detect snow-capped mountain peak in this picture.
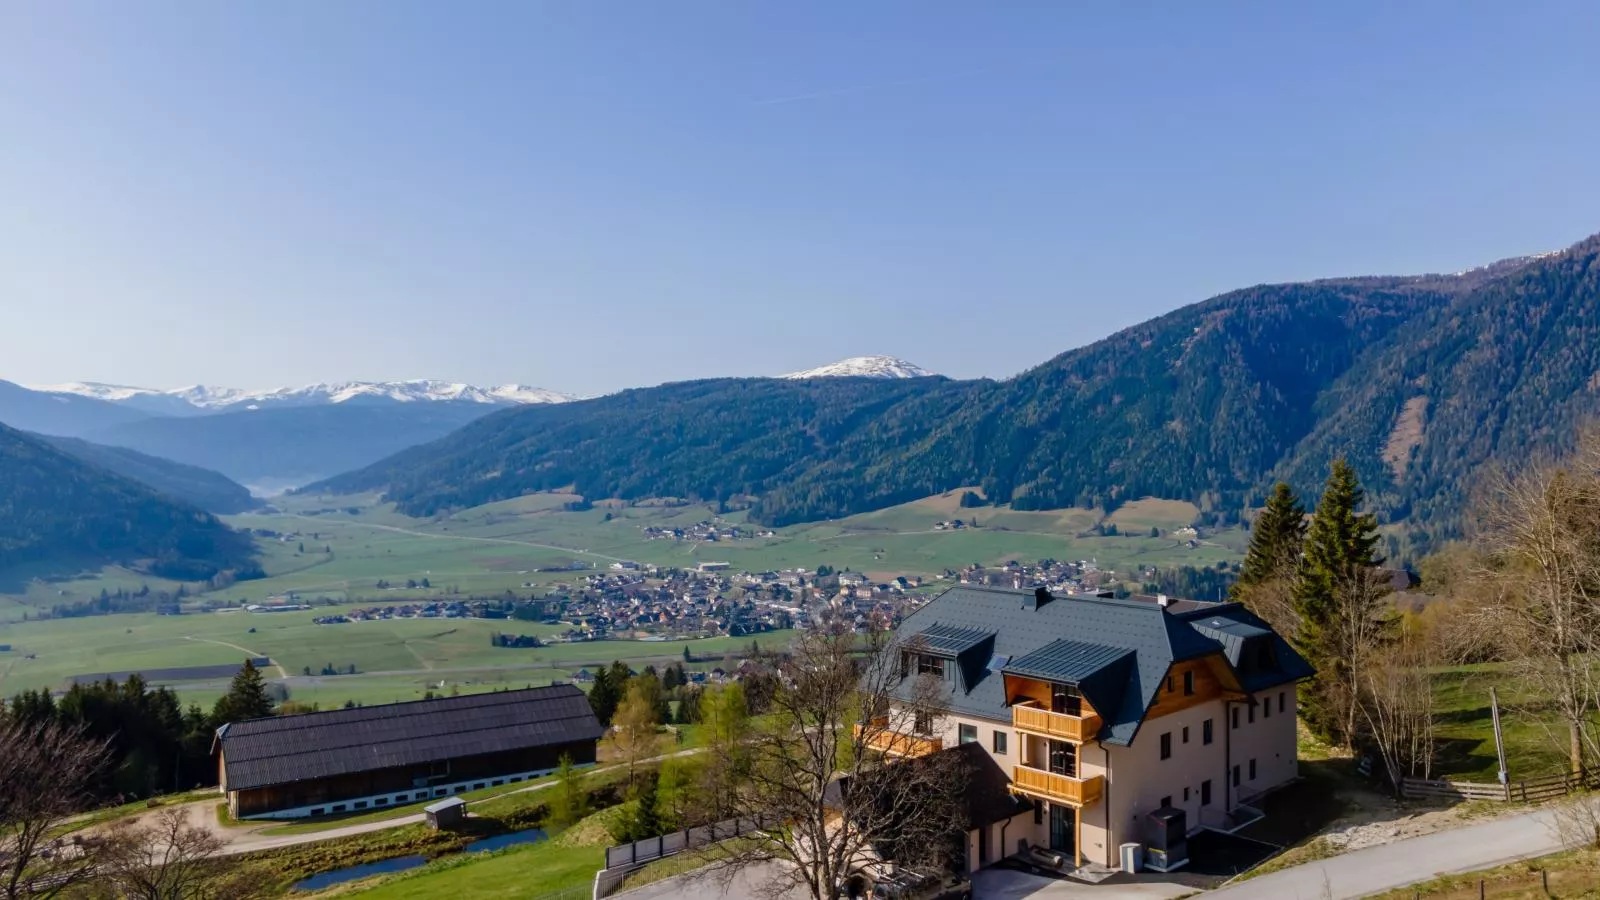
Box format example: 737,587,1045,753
780,356,936,380
29,381,164,402
29,380,574,413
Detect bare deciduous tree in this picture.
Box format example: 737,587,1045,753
1475,431,1600,776
699,625,967,900
90,807,260,900
1357,619,1437,792
0,718,109,900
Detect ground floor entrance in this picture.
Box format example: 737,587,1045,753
1048,803,1075,855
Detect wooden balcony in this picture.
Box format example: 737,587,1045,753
854,722,942,758
1010,765,1104,807
1011,702,1101,743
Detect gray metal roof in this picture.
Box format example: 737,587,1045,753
217,685,603,792
890,587,1312,746
1004,639,1132,684
912,622,994,657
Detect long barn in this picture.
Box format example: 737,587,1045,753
214,684,603,819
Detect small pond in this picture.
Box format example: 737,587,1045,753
292,829,549,891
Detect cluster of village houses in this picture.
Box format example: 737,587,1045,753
639,519,777,542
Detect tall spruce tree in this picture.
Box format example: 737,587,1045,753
1232,483,1307,635
1293,459,1389,746
211,658,275,725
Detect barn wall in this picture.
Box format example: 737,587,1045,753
229,738,598,818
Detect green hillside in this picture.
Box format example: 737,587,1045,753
311,234,1600,545
0,423,256,581
36,434,259,514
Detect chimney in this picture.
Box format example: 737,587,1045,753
1157,594,1170,608
1013,576,1024,590
1024,587,1054,611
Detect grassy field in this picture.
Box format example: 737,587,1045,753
1369,848,1600,899
1429,663,1575,781
0,597,795,707
0,489,1240,706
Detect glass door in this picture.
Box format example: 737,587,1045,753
1049,803,1073,853
1047,739,1077,777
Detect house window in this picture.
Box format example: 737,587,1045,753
900,652,911,679
1203,719,1214,745
1183,670,1195,696
1279,691,1286,714
1250,759,1257,780
959,724,978,745
1183,787,1190,802
1232,707,1240,729
1166,675,1175,693
1160,732,1172,760
1160,795,1172,809
1232,765,1241,787
1248,702,1256,724
918,655,945,678
914,711,934,735
993,731,1008,755
1034,804,1043,825
1201,780,1212,806
1182,726,1190,744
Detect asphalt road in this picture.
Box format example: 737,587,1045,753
1206,797,1599,900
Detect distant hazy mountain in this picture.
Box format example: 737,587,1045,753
89,402,502,493
34,434,259,514
0,422,254,580
37,379,574,413
311,235,1597,551
0,379,154,438
781,356,936,379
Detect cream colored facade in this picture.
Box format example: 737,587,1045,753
909,671,1300,872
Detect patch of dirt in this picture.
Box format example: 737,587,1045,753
1382,396,1429,477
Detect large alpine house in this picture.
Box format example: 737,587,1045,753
214,684,603,819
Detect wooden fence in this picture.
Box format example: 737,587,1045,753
1400,770,1600,802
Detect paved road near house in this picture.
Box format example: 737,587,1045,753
1206,798,1600,900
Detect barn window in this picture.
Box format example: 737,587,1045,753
311,808,325,816
473,783,485,791
354,801,368,810
332,805,347,813
492,780,504,787
375,798,387,806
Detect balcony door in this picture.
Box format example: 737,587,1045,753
1047,739,1076,777
1049,803,1073,853
1051,683,1083,716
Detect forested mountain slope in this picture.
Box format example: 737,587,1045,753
35,434,260,515
1276,235,1600,543
312,237,1595,536
0,424,255,579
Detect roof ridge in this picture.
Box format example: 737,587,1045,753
224,684,578,729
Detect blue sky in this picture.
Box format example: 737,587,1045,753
3,2,1599,396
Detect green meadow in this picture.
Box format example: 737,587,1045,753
0,489,1240,707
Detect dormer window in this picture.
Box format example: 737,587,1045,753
918,655,946,678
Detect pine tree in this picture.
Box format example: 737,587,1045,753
1293,459,1389,746
1231,483,1308,629
548,754,589,829
211,658,275,725
587,663,622,726
624,772,662,841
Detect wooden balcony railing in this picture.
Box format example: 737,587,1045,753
1010,765,1104,807
853,722,942,758
1011,702,1102,743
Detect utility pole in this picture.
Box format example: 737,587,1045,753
1490,686,1509,798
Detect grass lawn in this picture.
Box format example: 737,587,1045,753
1429,663,1575,781
1368,847,1600,898
330,841,604,900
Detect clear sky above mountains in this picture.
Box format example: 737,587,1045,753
3,1,1599,397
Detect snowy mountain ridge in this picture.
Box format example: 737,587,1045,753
780,356,936,380
34,379,575,412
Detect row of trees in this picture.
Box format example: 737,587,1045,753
0,718,258,900
1233,462,1435,789
1240,435,1600,790
5,660,277,806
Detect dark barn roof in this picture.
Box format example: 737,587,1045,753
216,684,603,793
